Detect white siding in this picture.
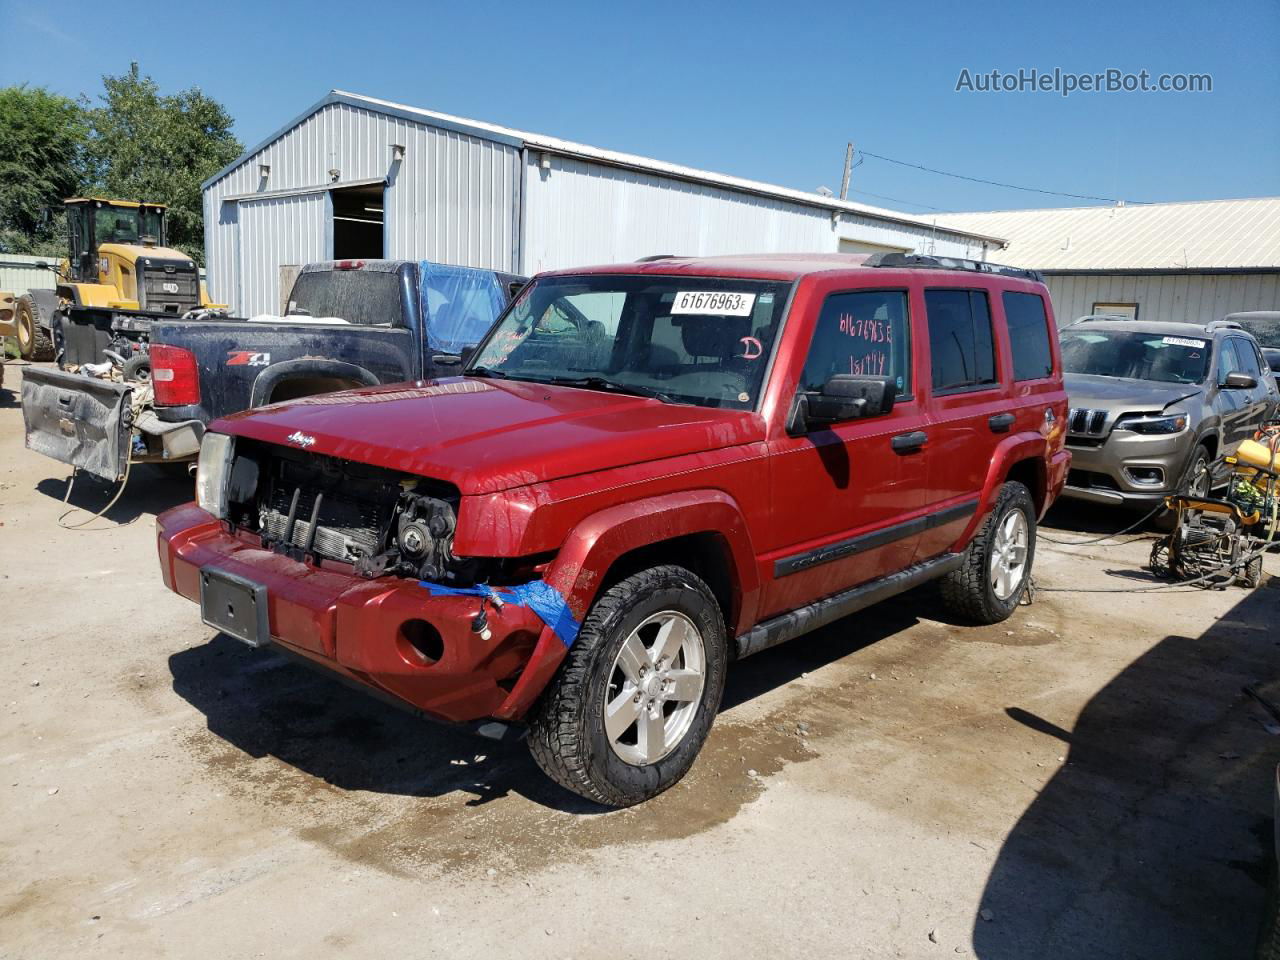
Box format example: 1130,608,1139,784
203,94,996,311
238,194,326,316
0,255,58,295
522,156,988,273
203,102,520,311
1045,272,1280,326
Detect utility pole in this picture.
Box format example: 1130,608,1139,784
839,142,854,200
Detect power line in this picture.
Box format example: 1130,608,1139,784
858,149,1150,205
846,188,951,213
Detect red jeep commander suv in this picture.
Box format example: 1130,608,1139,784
157,252,1069,806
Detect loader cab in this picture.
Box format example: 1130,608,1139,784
64,198,168,284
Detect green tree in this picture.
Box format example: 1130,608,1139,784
0,86,88,255
87,63,241,262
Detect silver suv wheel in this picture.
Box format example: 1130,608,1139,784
990,510,1030,601
604,611,706,765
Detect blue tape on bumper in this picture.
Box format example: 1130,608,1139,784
419,579,580,647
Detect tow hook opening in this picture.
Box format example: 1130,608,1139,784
398,619,444,665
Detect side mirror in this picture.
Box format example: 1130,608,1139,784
1223,371,1257,390
459,345,478,366
507,280,527,301
803,375,896,428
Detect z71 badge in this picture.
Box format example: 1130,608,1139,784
227,350,270,366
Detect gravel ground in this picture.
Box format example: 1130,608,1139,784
1,360,1277,960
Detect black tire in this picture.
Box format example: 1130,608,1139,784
15,295,54,361
528,565,728,807
940,481,1036,624
122,353,151,382
1244,554,1264,590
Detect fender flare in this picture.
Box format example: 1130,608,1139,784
28,287,62,325
492,489,759,722
952,431,1049,546
249,358,380,407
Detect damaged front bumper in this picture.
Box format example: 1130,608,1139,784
157,503,572,725
21,366,202,481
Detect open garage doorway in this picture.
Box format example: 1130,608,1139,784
331,184,385,259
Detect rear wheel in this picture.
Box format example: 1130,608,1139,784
528,565,728,807
940,481,1036,624
15,295,54,362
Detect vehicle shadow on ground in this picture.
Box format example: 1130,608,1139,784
1041,498,1166,536
973,578,1280,960
166,588,926,813
34,464,193,524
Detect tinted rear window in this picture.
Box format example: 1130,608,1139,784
287,270,403,326
925,289,996,392
1002,291,1054,381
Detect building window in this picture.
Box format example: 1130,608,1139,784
800,290,911,396
924,289,996,393
1002,291,1054,381
1092,302,1138,320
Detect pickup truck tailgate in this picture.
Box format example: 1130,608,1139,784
22,367,132,481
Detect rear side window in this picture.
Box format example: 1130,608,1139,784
1002,291,1054,381
925,289,996,392
799,290,911,396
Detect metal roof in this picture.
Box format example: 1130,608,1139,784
932,196,1280,273
204,91,1005,246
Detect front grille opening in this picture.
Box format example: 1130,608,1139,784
398,619,444,665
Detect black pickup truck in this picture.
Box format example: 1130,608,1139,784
22,259,524,481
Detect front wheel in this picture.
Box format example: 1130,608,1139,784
940,481,1037,624
528,565,728,807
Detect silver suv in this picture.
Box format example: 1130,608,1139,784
1059,316,1278,507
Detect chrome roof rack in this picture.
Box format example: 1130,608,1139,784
862,252,1044,283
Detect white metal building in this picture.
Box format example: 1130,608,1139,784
202,91,1004,316
934,197,1280,325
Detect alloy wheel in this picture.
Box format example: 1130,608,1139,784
990,510,1030,601
604,611,706,765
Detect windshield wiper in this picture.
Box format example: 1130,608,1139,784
547,375,674,403
466,365,509,379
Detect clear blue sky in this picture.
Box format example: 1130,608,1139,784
3,0,1277,213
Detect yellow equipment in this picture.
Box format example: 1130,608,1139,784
8,197,221,361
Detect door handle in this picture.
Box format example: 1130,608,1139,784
891,430,927,453
988,412,1016,433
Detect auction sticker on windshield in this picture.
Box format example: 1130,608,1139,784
1163,336,1206,348
671,291,756,316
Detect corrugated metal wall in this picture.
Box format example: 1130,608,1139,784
521,155,984,273
238,194,327,316
1046,272,1280,325
204,99,991,312
204,102,520,315
0,255,58,295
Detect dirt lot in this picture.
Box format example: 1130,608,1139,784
2,359,1278,959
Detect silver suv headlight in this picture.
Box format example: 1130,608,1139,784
196,433,235,518
1114,412,1189,435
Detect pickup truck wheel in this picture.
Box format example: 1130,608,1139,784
15,295,54,362
528,565,728,807
940,481,1036,624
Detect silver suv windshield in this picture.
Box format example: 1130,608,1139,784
466,275,791,409
1061,329,1210,385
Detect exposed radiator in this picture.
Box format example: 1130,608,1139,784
260,484,383,562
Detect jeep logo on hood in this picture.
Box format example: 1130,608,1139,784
286,431,317,448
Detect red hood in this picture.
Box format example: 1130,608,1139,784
213,377,764,494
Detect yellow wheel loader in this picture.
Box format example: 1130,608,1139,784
4,197,221,362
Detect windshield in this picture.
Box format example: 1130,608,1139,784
95,207,140,245
1234,317,1280,348
1060,329,1210,384
466,274,792,409
288,269,404,326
